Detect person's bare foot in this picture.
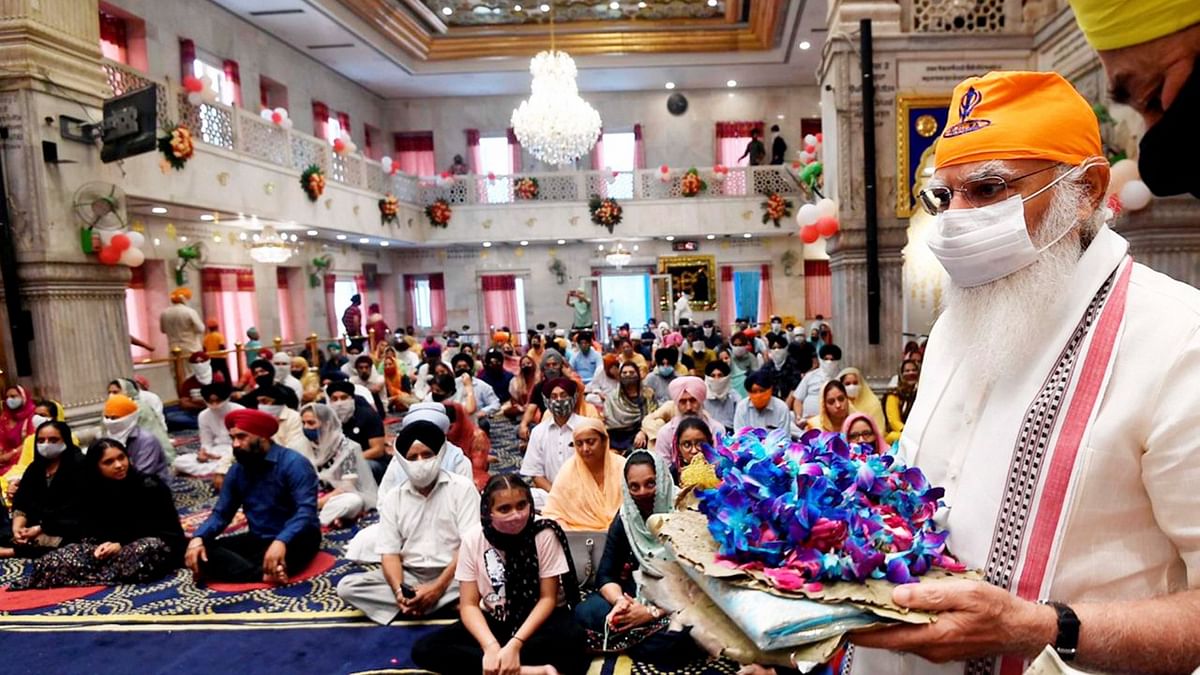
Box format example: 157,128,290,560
0,547,14,558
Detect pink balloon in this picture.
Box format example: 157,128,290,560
816,217,839,238
800,225,820,244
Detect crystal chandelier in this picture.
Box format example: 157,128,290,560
249,225,294,264
511,50,602,166
605,242,633,268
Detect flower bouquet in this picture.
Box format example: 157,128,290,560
157,123,194,170
680,167,707,197
379,193,399,224
301,164,325,202
513,176,539,200
762,193,793,227
588,194,622,234
425,199,452,228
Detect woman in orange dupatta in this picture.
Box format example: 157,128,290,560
442,400,490,490
543,418,626,531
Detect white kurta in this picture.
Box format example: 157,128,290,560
853,227,1200,673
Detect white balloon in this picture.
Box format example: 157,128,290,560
201,74,215,90
381,156,393,170
796,203,821,226
281,118,293,129
1118,179,1153,211
798,151,814,164
816,197,838,219
186,92,203,106
126,231,145,248
803,134,818,147
119,247,145,267
260,108,273,120
1108,159,1139,196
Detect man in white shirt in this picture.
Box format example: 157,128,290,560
849,71,1200,675
450,353,500,417
337,421,480,624
272,351,304,405
175,381,242,477
790,344,838,421
734,369,796,434
520,378,582,508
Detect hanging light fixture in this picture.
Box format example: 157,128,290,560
248,225,294,264
605,242,632,268
511,3,602,166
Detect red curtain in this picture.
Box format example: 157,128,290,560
395,131,436,176
313,101,330,142
364,125,377,160
481,275,520,332
202,268,258,373
99,10,128,63
465,129,482,174
716,121,764,138
259,80,269,109
337,112,351,142
221,59,242,107
757,264,774,325
324,273,337,336
507,128,522,173
179,38,196,80
403,275,416,328
276,268,294,342
804,260,832,320
718,266,735,333
429,273,447,332
633,123,646,170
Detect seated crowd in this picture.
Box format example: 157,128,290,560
0,314,922,674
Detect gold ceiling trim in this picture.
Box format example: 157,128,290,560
340,0,782,61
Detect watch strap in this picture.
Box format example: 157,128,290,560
1040,600,1080,661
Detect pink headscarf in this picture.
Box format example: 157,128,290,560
668,376,707,405
662,331,684,348
1,384,36,455
841,412,886,455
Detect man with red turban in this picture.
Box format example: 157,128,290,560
850,71,1200,674
186,409,320,585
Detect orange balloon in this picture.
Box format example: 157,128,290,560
816,217,839,238
800,224,820,244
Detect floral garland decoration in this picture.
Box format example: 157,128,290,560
379,194,399,225
588,194,623,234
696,428,964,592
680,167,707,197
157,123,194,171
761,193,793,228
513,176,540,200
300,164,325,202
425,199,452,228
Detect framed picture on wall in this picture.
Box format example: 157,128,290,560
657,255,716,311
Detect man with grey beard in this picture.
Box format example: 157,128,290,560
848,71,1200,675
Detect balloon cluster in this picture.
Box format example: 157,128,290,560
379,156,401,176
1105,158,1152,215
436,171,457,188
790,132,825,194
658,164,671,184
796,197,840,244
97,228,146,267
259,107,294,130
711,164,730,184
332,129,358,156
182,75,219,107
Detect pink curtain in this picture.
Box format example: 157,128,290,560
100,10,128,63
757,264,774,326
633,123,646,169
716,120,763,167
590,128,605,170
379,274,398,329
465,129,482,173
179,38,195,80
337,112,351,142
481,275,520,332
276,268,294,342
718,266,735,334
507,128,522,173
395,132,436,177
325,273,337,337
313,101,330,143
125,265,150,361
804,260,832,319
202,268,258,373
429,273,447,332
403,275,417,328
222,59,242,107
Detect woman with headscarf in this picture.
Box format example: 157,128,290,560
378,346,415,413
543,419,626,532
10,437,185,587
884,358,921,445
504,353,539,420
2,420,88,559
573,450,701,664
2,400,76,505
291,356,321,404
108,378,175,464
412,474,588,675
1,385,37,475
605,362,658,452
299,403,378,528
437,400,488,491
838,367,885,434
806,380,854,433
841,412,887,456
653,376,725,470
585,353,621,408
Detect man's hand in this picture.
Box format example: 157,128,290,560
13,525,42,545
185,538,207,579
262,540,289,585
399,581,445,616
849,580,1056,663
518,424,530,441
196,449,212,462
94,542,122,559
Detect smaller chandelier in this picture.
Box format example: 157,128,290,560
605,242,633,268
249,225,294,264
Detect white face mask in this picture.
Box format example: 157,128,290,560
36,440,67,459
260,404,284,419
770,348,787,366
272,361,290,383
927,161,1100,288
702,327,713,337
192,361,213,385
705,376,730,399
398,451,443,489
820,360,841,378
103,413,139,444
771,322,781,331
330,398,355,423
732,346,749,358
30,414,49,430
691,341,706,354
5,396,23,410
844,383,861,399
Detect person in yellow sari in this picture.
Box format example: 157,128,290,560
805,379,855,433
292,356,322,404
837,367,885,433
542,418,626,532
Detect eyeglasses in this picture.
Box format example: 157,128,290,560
847,430,876,442
917,164,1058,216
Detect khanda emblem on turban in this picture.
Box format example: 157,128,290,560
943,86,992,138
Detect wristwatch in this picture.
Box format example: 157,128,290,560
1040,600,1080,661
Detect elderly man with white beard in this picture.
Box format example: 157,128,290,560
846,71,1200,675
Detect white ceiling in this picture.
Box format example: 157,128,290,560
208,0,827,98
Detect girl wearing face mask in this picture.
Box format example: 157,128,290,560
727,334,761,397
300,403,379,529
884,359,921,445
504,356,539,420
2,400,75,506
1,385,36,476
605,363,658,453
838,367,885,434
412,474,588,675
2,420,89,559
806,380,855,433
10,438,186,587
572,450,701,664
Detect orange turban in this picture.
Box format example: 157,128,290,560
170,287,192,303
104,394,139,418
602,353,619,371
492,331,510,345
935,71,1101,171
